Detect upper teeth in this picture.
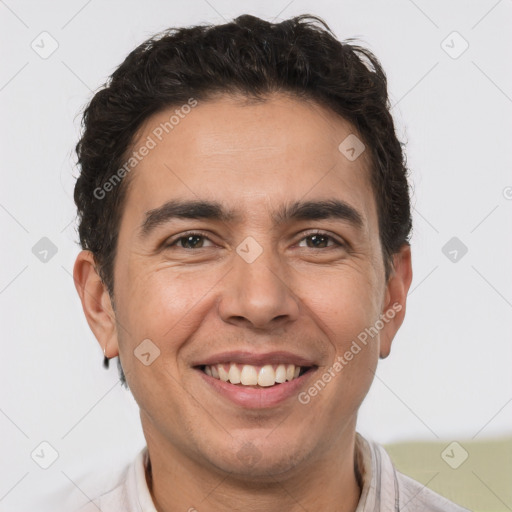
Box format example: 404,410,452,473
204,363,301,387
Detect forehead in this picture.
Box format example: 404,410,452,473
121,93,376,230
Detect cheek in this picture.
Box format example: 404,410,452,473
115,265,222,354
305,264,381,340
303,266,381,395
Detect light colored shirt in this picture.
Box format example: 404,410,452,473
76,433,470,512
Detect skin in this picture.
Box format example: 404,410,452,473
74,93,412,512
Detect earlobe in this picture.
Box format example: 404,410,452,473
379,244,413,359
73,250,119,359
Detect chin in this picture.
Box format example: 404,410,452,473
202,435,313,480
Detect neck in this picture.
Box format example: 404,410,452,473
143,425,363,512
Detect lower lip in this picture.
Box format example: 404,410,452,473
197,368,316,409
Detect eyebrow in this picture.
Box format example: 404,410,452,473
139,198,364,238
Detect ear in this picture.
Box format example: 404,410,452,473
73,250,119,359
379,244,413,359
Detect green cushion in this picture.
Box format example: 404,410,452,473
384,437,512,511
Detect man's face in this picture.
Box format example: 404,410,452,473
93,93,408,477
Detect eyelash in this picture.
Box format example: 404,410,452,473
165,230,345,250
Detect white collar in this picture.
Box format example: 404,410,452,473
130,446,158,512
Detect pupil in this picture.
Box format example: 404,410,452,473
184,235,202,248
309,235,327,248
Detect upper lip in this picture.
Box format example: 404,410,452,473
193,350,317,367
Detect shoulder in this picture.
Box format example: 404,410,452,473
356,434,471,512
72,449,146,512
395,468,471,511
74,472,130,512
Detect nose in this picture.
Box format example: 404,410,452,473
217,245,300,331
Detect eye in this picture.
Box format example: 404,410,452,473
163,230,345,251
166,232,215,249
297,231,344,249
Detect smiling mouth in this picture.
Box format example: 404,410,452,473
198,363,315,387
